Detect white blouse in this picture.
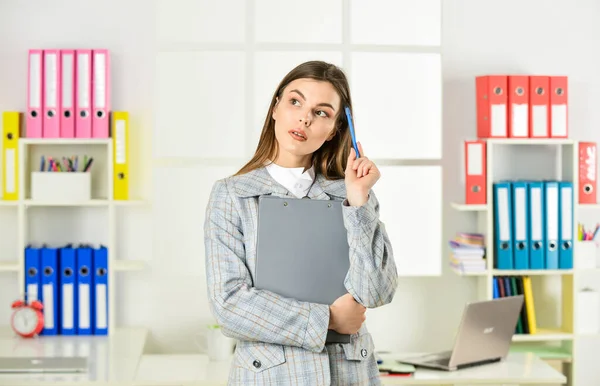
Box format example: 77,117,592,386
265,162,315,198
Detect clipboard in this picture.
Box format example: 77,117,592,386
255,195,351,344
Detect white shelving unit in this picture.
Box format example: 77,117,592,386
451,138,600,386
0,137,147,335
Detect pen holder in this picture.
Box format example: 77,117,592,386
30,172,91,202
574,241,599,270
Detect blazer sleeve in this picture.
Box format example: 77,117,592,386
342,190,398,308
204,179,330,353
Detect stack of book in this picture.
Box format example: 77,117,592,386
449,233,486,273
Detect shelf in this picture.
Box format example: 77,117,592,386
114,260,146,272
512,328,573,342
450,202,487,211
450,265,487,276
493,269,573,276
0,262,18,272
24,199,110,207
0,200,18,207
578,203,600,210
485,138,575,146
20,138,111,146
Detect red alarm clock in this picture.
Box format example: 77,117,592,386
10,299,44,338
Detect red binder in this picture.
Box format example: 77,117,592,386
476,75,507,138
529,76,550,138
508,75,529,138
579,142,597,204
550,76,568,138
464,140,486,205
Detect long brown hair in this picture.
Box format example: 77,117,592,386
235,60,354,180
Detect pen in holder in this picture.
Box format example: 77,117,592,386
30,171,91,202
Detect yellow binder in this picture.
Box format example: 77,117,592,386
2,112,20,200
112,112,129,200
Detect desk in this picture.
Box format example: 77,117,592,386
0,326,566,386
135,352,566,386
0,326,147,385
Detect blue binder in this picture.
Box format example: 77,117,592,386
59,244,78,335
40,246,59,335
76,245,94,335
544,181,559,269
24,246,41,305
512,181,529,270
528,181,546,269
493,277,499,298
494,182,514,269
93,246,108,335
559,182,574,269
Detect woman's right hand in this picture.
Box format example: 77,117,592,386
328,293,366,334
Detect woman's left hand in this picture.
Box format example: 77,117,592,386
345,142,380,207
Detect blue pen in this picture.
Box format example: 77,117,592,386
344,106,360,158
40,156,45,172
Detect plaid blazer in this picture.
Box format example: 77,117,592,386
204,166,398,385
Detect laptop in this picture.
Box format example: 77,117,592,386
398,295,524,371
0,356,88,373
255,195,351,343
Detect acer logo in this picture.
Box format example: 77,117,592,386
582,145,596,182
483,327,494,334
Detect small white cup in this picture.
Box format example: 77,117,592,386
195,325,235,362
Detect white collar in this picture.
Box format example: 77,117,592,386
265,162,315,198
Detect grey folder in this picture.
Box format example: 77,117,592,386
255,195,351,344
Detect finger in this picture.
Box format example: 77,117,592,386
357,141,365,158
346,147,356,172
359,162,370,178
353,157,369,171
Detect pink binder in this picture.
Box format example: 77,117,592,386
27,49,44,138
43,49,61,138
60,50,75,138
75,49,92,138
92,49,110,138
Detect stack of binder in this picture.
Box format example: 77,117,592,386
493,180,573,270
448,232,486,273
493,275,537,335
24,244,109,335
27,48,111,138
476,74,568,139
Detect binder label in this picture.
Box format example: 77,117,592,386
63,283,74,329
515,188,526,240
562,187,573,239
45,53,58,108
531,188,542,240
27,283,38,304
491,104,507,137
96,283,108,329
498,188,510,240
552,105,567,136
547,187,559,239
29,53,42,108
532,105,548,136
467,143,482,175
115,120,127,164
77,54,90,108
62,53,74,108
512,104,528,137
5,149,15,194
94,52,106,109
79,284,90,329
43,283,54,329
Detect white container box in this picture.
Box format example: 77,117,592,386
575,241,598,269
575,288,600,334
30,172,91,202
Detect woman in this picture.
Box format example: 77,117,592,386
204,60,398,385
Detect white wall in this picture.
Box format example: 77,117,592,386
0,1,599,366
